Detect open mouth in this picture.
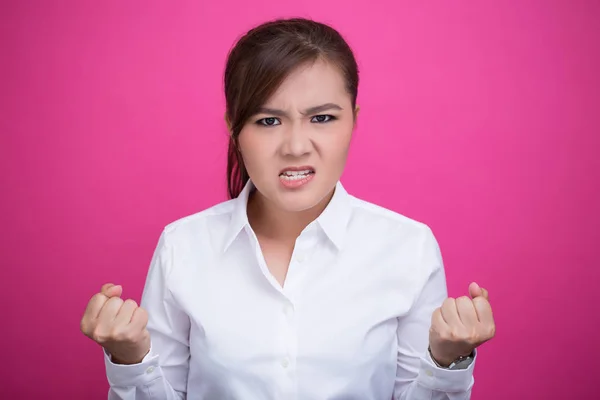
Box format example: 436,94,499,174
279,169,315,181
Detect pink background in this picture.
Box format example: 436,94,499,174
2,1,599,399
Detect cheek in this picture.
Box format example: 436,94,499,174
237,129,270,173
322,124,353,160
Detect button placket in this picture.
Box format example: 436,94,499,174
295,252,306,263
283,303,293,317
279,298,297,381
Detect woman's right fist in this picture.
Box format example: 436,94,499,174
80,283,151,365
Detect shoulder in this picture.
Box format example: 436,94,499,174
158,198,236,247
344,194,443,270
347,194,437,244
343,193,444,287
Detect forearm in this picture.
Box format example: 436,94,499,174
105,348,186,400
394,349,476,400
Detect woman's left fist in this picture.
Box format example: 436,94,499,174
429,282,496,366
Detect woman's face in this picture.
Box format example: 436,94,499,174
237,59,357,213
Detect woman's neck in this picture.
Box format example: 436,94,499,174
247,189,334,242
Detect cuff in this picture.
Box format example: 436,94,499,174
104,344,162,387
416,349,477,392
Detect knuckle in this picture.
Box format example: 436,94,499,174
430,312,439,326
468,329,480,344
108,297,124,309
452,329,465,341
442,298,455,308
119,328,142,343
91,328,106,343
93,292,108,301
449,328,468,342
438,329,453,341
473,296,488,307
109,327,127,341
110,329,125,342
90,293,106,306
124,299,138,308
471,326,480,338
137,307,149,321
80,319,91,335
98,293,107,301
127,331,143,344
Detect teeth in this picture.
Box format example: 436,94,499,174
281,174,308,181
280,170,313,180
281,170,312,176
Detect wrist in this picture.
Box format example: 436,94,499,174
111,355,143,365
428,345,473,369
107,348,150,365
429,349,453,367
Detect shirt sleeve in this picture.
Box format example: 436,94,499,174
393,226,476,400
104,230,191,400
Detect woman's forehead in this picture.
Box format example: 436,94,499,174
262,61,350,109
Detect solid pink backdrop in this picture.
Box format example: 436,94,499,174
2,1,599,399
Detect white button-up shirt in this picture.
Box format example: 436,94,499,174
104,181,476,399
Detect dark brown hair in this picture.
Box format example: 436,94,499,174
224,18,359,199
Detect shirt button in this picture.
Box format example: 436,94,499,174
296,253,306,263
283,304,293,316
146,366,155,374
281,357,290,368
425,369,433,377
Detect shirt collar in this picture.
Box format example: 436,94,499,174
314,181,352,250
222,180,352,253
222,180,254,253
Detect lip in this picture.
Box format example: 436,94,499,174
279,167,316,189
279,165,315,174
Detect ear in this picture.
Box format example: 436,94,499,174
353,105,360,123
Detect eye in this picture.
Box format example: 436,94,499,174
311,115,336,123
256,117,281,126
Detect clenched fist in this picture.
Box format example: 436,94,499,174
80,283,151,365
429,282,496,367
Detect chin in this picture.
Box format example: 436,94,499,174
274,187,330,213
278,200,318,213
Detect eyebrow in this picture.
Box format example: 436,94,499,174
256,103,343,117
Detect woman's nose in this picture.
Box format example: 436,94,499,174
281,123,311,157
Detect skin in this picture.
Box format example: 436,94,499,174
80,59,495,368
429,282,495,366
80,283,150,364
236,59,358,286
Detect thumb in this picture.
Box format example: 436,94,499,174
101,283,123,298
469,282,483,298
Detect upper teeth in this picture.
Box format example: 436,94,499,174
282,170,311,176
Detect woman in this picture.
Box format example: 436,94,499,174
81,17,495,400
